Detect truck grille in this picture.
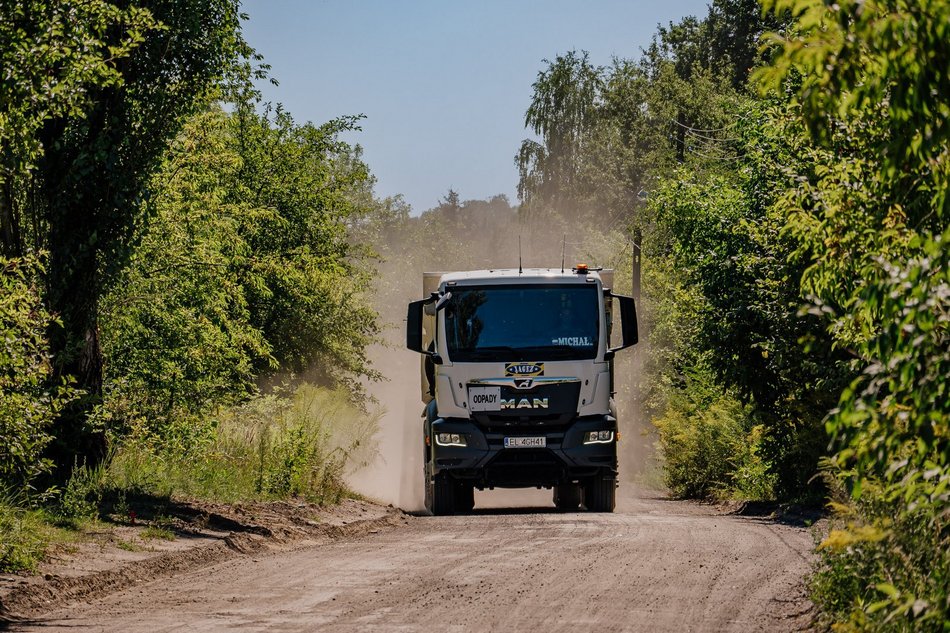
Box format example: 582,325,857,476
477,414,574,435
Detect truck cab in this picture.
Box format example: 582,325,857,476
406,266,638,515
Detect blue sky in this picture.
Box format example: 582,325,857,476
242,0,712,213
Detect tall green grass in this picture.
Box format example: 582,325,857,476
108,383,380,504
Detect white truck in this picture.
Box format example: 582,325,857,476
406,265,638,515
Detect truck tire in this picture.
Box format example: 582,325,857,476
426,473,457,516
456,482,475,513
585,476,616,513
553,483,582,511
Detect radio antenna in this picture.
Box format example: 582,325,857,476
518,235,523,274
561,235,566,273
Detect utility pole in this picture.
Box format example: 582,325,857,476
631,226,642,303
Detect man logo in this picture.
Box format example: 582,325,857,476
500,398,549,410
514,378,533,389
505,362,544,377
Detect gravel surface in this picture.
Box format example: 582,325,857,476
12,487,816,632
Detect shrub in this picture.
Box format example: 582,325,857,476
653,364,776,500
0,255,75,491
811,233,949,631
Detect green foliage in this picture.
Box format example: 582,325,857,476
100,108,271,438
517,51,603,215
101,103,382,441
228,105,381,386
5,0,249,476
516,47,738,225
515,1,780,225
0,496,59,572
758,0,948,317
812,492,949,632
55,461,107,523
653,363,777,499
645,99,850,498
0,0,157,187
811,234,950,631
758,0,949,628
0,255,75,490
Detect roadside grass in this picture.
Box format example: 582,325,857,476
114,538,144,552
0,497,83,573
108,383,380,504
141,524,175,541
0,383,379,573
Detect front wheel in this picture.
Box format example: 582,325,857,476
585,477,616,513
425,471,457,516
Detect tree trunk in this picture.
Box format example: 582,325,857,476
0,177,23,258
39,111,109,479
45,229,107,479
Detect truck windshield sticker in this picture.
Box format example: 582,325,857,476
551,336,592,346
505,362,544,377
444,284,599,362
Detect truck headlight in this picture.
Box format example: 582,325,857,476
435,433,467,447
583,430,614,444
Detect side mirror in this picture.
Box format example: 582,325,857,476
606,293,638,358
408,298,447,360
406,299,426,353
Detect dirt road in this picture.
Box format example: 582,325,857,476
14,488,815,632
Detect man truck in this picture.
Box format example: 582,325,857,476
406,265,638,515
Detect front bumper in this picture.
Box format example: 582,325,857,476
426,414,617,488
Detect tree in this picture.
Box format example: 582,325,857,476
227,105,381,387
517,51,603,218
100,109,271,441
25,0,246,474
0,0,158,257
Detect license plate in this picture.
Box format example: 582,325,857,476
468,386,501,411
504,436,547,448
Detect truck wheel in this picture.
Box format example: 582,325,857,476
553,483,582,511
585,477,616,513
426,473,457,516
456,482,475,513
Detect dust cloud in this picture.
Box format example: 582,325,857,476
345,340,426,511
344,202,659,511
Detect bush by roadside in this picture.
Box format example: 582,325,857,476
0,255,76,492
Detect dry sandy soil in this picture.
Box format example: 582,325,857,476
3,487,817,632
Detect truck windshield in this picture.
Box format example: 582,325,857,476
443,284,600,362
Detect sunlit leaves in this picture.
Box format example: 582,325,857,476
0,255,75,488
760,0,950,628
0,1,159,179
